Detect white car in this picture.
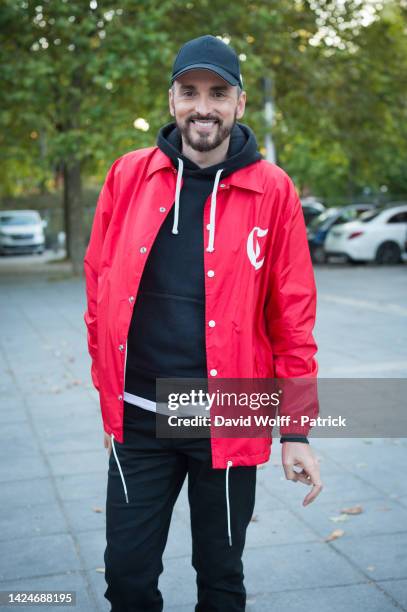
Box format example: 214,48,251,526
0,210,46,255
325,203,407,264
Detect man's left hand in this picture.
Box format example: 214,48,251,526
281,442,323,506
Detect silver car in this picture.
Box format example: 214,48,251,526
0,210,46,255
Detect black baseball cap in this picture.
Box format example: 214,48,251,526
171,35,243,88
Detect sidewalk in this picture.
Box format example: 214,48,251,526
0,257,406,611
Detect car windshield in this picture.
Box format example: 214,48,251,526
0,213,40,226
359,208,384,223
308,209,338,230
332,208,372,226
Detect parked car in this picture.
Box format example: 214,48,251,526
324,203,407,264
307,204,376,264
301,197,326,226
0,210,46,255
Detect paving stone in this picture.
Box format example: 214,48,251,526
377,578,407,609
158,554,196,609
0,400,27,423
0,421,39,454
0,572,97,612
245,582,401,612
264,470,382,507
331,532,407,581
75,530,106,571
1,262,407,610
251,482,287,512
163,514,192,560
55,473,107,502
1,478,56,509
243,541,364,593
27,396,99,421
245,507,318,548
0,451,48,483
297,498,407,539
0,501,67,542
0,534,81,581
36,419,102,454
357,466,407,498
398,495,407,509
85,569,111,612
47,450,107,477
63,498,106,534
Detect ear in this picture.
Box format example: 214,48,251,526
168,87,175,117
236,90,246,120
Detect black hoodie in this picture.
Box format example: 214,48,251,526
124,122,262,404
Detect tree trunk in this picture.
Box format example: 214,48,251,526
63,158,85,275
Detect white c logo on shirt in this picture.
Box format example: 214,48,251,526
247,227,268,270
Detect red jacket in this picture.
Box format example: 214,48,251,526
83,146,318,469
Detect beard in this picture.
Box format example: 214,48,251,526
175,110,237,152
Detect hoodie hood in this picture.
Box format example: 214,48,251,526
157,122,262,178
156,122,262,251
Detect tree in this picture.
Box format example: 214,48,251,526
1,1,174,272
1,0,405,266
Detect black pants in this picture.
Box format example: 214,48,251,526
104,402,257,612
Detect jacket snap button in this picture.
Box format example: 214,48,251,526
210,369,218,376
208,320,216,327
140,246,147,254
220,183,226,188
118,344,124,351
118,394,123,401
207,270,215,277
129,296,135,303
159,207,166,213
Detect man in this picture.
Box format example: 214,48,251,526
84,34,322,612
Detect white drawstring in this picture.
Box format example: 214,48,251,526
172,157,184,235
226,460,233,546
206,168,224,253
111,434,129,504
171,161,223,251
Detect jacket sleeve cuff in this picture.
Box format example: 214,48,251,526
280,435,309,444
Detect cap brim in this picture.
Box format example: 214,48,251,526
171,63,240,87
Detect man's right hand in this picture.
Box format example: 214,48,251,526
104,432,112,456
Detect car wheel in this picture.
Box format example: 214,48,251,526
375,242,401,265
312,246,326,264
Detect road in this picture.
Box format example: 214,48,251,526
0,253,406,611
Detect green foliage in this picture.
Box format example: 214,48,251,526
1,0,406,199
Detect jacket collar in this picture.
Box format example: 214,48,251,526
225,163,264,194
146,147,264,194
146,148,174,178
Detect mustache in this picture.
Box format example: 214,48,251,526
187,115,221,123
